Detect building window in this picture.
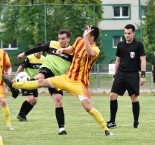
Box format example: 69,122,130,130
113,36,123,48
141,6,147,18
113,6,129,18
1,39,18,50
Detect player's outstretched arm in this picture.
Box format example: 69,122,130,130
83,26,95,57
56,46,73,55
18,52,25,60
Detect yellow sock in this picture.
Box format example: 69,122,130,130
12,80,39,90
2,106,11,126
89,107,109,132
0,135,3,145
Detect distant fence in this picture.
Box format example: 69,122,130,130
89,72,154,94
11,64,155,94
88,64,154,94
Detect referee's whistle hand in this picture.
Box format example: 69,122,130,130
140,78,145,86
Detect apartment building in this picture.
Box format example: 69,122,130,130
99,0,147,63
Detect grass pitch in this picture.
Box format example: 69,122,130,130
0,93,154,145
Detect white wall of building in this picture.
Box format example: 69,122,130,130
99,0,147,30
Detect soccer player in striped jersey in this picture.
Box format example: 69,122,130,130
5,26,113,136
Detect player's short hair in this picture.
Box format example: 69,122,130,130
35,43,43,52
90,26,99,41
58,29,71,38
124,24,135,32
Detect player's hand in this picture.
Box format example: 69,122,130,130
83,25,94,38
152,71,154,76
56,48,63,55
140,77,145,86
18,52,25,60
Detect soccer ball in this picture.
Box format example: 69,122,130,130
15,72,30,82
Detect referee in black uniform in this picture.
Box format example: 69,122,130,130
107,24,146,129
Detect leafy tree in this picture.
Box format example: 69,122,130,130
0,0,103,65
143,0,155,62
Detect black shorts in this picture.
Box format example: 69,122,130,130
38,67,63,96
111,71,140,96
21,89,38,97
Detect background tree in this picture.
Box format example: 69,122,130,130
143,0,155,62
0,0,104,66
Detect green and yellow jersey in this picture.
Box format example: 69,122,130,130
40,41,72,76
22,54,45,79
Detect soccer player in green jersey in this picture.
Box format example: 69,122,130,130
12,29,72,135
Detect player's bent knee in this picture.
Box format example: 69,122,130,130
110,92,118,100
27,97,37,104
78,96,92,111
78,95,87,102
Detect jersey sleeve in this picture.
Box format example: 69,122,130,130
152,57,154,65
116,42,121,57
138,42,145,56
25,42,50,55
21,57,29,67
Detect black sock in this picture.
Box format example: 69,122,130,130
110,100,118,122
24,101,34,116
18,100,34,116
56,107,65,128
132,101,140,123
18,100,28,116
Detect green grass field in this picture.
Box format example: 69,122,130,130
0,93,154,145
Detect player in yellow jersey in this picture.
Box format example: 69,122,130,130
12,43,45,122
0,49,14,130
3,26,113,136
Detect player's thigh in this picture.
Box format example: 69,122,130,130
0,84,7,106
126,72,139,96
111,80,126,96
48,75,85,97
48,75,69,90
38,78,50,87
68,82,86,97
26,95,37,105
34,73,45,80
0,84,6,98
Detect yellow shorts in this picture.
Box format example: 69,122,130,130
0,82,6,98
48,75,90,99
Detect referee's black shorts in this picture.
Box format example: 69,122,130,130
111,71,140,96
